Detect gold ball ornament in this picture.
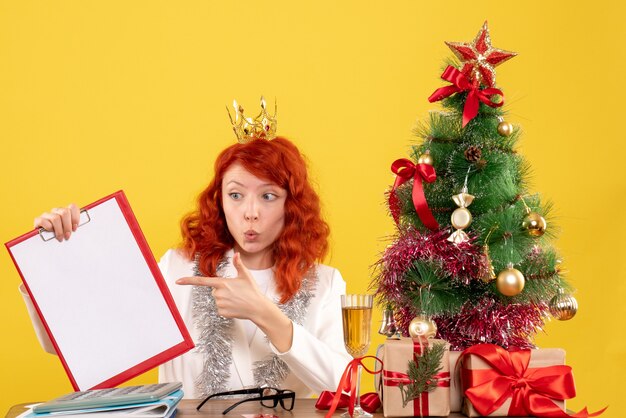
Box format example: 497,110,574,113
496,266,525,296
417,151,434,166
408,315,438,339
522,212,547,237
497,120,513,137
451,207,473,230
549,291,578,321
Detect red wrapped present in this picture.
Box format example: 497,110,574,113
460,344,606,417
378,338,450,417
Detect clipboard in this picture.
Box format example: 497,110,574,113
5,190,195,390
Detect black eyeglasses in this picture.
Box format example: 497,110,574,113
196,387,296,414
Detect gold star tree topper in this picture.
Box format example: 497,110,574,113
445,21,517,88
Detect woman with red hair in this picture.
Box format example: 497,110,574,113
27,134,352,400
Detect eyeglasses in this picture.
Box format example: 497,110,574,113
196,387,296,415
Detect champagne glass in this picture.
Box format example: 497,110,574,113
341,294,373,418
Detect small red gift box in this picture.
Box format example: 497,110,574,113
378,338,450,417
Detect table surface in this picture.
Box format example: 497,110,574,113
6,399,471,418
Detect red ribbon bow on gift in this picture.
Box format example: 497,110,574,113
461,344,607,418
389,158,439,230
428,65,504,127
319,356,383,418
315,391,381,414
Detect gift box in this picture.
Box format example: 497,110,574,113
448,350,463,413
460,344,569,417
378,338,450,417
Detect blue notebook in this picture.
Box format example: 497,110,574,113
23,390,184,418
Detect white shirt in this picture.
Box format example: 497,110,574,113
242,267,273,344
157,248,352,399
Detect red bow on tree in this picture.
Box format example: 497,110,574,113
461,344,607,417
428,65,504,127
389,158,439,231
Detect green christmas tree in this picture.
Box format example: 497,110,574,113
373,21,578,349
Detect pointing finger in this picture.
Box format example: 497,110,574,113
176,276,225,287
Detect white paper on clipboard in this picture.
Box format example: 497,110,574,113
6,191,194,390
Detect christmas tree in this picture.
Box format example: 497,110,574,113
372,22,578,350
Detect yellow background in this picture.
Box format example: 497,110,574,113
1,1,624,416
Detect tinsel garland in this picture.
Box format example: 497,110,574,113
373,227,484,302
392,296,548,350
373,227,550,349
433,298,549,350
192,255,317,397
193,258,234,398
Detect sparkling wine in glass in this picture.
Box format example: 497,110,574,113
341,294,373,418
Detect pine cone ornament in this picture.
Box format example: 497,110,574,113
464,146,482,162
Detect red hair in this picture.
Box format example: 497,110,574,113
180,136,330,303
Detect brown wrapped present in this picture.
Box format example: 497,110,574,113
448,350,463,413
460,344,568,417
378,338,450,417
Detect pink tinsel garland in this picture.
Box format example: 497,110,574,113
373,227,549,349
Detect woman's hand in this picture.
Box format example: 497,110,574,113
176,252,269,319
34,204,80,242
176,252,294,352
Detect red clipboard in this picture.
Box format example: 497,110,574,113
5,190,194,390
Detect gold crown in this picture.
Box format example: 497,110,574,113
227,96,277,143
